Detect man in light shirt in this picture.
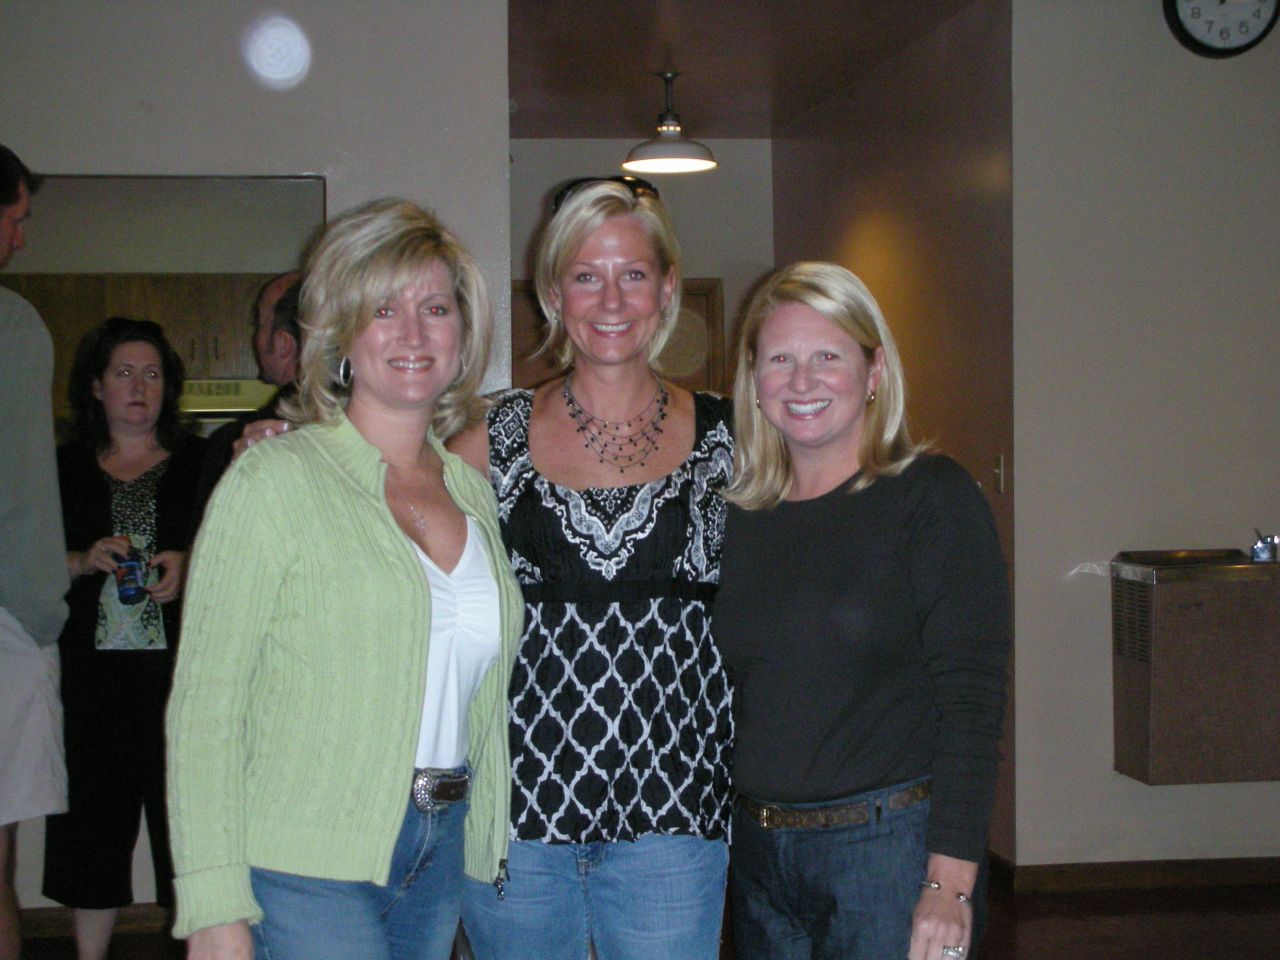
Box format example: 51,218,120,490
0,143,71,960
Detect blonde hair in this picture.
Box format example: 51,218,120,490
283,199,492,440
726,262,926,510
533,180,682,370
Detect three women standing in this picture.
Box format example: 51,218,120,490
165,200,522,960
714,262,1009,960
45,318,205,960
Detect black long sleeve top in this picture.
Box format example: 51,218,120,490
713,454,1009,862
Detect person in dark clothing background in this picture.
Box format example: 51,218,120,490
193,271,301,515
43,317,206,960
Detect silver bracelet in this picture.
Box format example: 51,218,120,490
920,880,973,904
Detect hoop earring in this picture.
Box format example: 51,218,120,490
337,356,352,387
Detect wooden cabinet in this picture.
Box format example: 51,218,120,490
0,273,274,421
510,278,728,393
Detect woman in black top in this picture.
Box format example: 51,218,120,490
42,318,205,960
714,263,1008,960
453,177,733,960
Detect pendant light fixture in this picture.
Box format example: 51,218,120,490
623,71,717,174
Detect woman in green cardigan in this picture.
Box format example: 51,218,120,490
165,199,523,960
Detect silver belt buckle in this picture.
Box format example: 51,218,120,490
413,768,442,812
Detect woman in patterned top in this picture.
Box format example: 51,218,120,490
43,317,205,960
453,177,734,960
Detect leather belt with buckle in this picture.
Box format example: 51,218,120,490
411,768,470,812
737,780,931,830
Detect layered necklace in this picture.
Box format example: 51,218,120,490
562,372,669,474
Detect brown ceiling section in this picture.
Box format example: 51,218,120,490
509,1,974,139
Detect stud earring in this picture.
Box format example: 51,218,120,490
866,390,876,405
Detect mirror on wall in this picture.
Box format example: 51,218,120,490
13,175,325,274
0,175,326,421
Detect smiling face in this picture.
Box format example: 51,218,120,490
754,301,885,470
555,214,674,370
346,259,462,421
92,340,165,439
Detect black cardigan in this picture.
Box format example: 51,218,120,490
56,432,207,671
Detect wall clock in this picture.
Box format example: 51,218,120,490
1164,0,1279,57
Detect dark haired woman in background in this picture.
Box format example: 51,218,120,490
43,317,205,960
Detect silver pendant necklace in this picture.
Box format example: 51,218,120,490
388,477,429,539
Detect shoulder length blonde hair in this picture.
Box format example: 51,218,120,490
281,199,492,440
726,261,926,510
533,179,683,371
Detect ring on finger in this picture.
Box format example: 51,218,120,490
942,947,966,959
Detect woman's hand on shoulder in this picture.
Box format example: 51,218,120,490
909,853,979,960
146,550,187,604
186,920,252,960
231,419,291,461
68,535,134,578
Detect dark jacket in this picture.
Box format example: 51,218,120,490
57,432,207,676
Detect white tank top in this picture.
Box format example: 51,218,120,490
413,516,501,769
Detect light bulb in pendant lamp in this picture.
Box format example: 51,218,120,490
622,71,717,175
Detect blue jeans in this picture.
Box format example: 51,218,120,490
461,834,728,960
730,779,946,960
250,794,467,960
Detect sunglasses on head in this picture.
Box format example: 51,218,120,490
551,176,660,213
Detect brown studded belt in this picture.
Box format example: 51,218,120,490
737,780,931,830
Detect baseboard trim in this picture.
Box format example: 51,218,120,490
20,903,170,941
990,854,1280,894
24,857,1280,934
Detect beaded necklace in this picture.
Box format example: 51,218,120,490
561,373,669,474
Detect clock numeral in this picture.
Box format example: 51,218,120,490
1188,6,1202,20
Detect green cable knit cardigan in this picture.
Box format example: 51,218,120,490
165,414,522,938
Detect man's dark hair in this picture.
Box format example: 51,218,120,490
272,279,303,345
0,144,42,207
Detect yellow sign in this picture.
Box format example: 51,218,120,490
180,379,278,414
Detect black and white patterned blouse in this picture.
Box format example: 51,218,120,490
487,389,735,844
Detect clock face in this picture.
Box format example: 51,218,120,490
1166,0,1279,56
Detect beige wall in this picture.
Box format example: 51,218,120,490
0,0,511,391
509,138,775,337
1013,3,1280,863
771,0,1015,858
1,0,510,907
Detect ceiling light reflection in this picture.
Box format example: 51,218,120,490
242,15,311,90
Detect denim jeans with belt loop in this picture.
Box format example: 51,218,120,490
729,776,986,960
249,788,469,960
461,832,729,960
